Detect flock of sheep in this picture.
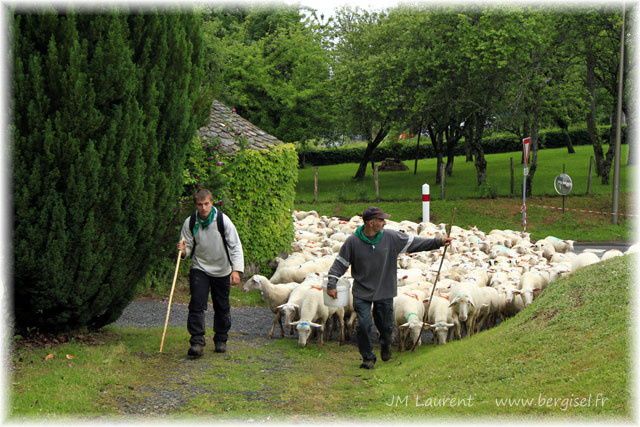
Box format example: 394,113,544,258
243,210,637,350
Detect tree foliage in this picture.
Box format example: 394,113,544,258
202,6,335,143
12,11,207,332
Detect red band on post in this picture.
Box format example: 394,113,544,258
422,194,430,202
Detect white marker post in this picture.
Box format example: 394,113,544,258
522,137,531,231
422,183,430,223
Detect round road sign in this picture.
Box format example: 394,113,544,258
554,173,573,195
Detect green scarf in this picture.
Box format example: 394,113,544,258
354,225,384,246
193,207,217,236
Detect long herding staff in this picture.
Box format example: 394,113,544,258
159,241,184,353
411,208,456,351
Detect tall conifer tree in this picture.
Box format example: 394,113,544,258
12,11,207,332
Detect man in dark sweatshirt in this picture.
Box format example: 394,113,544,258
326,207,451,369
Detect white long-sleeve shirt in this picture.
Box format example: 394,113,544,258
180,211,244,277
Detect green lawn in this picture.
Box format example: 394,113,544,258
294,145,634,243
10,255,634,420
296,145,632,202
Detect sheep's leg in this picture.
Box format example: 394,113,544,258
318,326,325,346
277,310,285,338
338,315,345,345
268,314,277,339
454,320,462,340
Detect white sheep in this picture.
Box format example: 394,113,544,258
276,273,321,333
290,285,344,347
447,283,479,339
393,289,428,351
570,252,600,272
518,270,548,306
601,249,624,261
243,275,298,338
543,236,575,253
426,295,454,344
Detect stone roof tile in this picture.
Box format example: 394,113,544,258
198,100,283,154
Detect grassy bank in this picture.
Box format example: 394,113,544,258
10,255,633,420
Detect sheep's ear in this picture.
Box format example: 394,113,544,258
289,321,300,326
448,297,459,307
445,322,455,328
399,323,409,329
513,289,523,295
310,322,323,328
468,298,476,308
276,303,287,309
423,323,433,329
291,303,300,309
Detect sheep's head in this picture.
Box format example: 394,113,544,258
400,314,424,345
429,321,454,344
291,320,322,347
449,295,474,321
277,303,300,328
243,275,264,292
520,288,534,306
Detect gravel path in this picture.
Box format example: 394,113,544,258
114,299,274,339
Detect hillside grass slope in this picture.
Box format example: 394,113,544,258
344,254,633,420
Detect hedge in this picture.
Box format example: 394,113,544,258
220,144,298,273
298,125,625,167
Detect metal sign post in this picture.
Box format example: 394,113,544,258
554,173,573,213
521,137,531,231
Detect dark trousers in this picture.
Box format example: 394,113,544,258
188,269,231,346
353,297,394,362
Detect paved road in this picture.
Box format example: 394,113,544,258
115,299,274,337
573,241,632,255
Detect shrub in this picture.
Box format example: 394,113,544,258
477,181,498,199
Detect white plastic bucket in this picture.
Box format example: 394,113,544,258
322,277,350,308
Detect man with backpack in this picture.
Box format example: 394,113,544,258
177,188,244,358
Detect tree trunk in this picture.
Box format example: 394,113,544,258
413,123,423,175
626,111,634,165
445,123,462,176
465,113,487,186
427,124,445,184
585,48,605,177
464,135,473,162
525,110,540,197
353,125,389,180
555,117,575,154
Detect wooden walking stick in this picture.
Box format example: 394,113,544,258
160,242,184,353
411,208,456,351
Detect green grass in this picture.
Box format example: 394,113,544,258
10,256,633,420
296,145,632,202
294,145,634,242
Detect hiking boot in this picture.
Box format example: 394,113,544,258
359,359,376,369
214,341,227,353
381,345,392,362
187,344,204,359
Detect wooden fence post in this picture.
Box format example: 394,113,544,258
313,166,318,204
373,164,380,202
